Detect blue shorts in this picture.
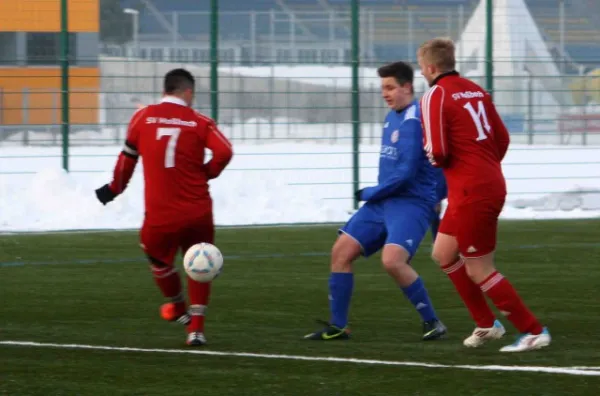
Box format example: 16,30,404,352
339,198,433,258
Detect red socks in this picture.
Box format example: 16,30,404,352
187,277,211,333
151,265,185,312
151,265,212,332
479,271,543,335
442,258,543,335
442,258,496,328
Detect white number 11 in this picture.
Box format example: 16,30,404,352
157,127,181,168
464,100,492,141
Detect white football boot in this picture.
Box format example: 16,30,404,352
186,332,207,347
499,327,551,352
463,319,506,348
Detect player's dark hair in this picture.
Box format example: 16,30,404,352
377,61,414,92
164,68,195,94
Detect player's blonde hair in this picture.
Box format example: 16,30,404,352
417,37,456,72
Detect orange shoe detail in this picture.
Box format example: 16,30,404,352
160,302,185,321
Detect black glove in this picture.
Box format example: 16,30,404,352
95,184,117,205
354,189,364,202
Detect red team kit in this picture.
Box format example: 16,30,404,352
421,70,510,257
419,39,550,353
95,69,233,346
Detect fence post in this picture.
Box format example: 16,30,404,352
351,0,360,210
22,88,29,146
485,0,493,97
527,76,533,145
210,0,219,123
53,91,58,145
60,0,70,171
583,82,588,146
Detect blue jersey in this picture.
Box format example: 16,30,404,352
360,100,437,205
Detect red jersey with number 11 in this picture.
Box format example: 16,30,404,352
420,71,510,205
108,96,233,226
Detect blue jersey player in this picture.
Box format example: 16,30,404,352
304,61,447,341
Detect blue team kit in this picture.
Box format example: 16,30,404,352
340,100,444,257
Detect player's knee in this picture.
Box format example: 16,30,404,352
431,238,459,267
330,236,360,272
465,262,491,284
381,245,410,271
432,251,461,269
330,250,353,272
430,248,447,266
464,255,496,284
381,255,410,273
381,248,417,287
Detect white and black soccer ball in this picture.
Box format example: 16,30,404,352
183,243,224,283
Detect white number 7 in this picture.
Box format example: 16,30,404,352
157,127,181,168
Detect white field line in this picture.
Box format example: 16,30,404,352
570,366,600,370
1,340,599,377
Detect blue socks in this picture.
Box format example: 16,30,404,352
401,276,438,322
328,272,354,328
328,273,437,327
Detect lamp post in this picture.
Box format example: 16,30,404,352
123,8,139,57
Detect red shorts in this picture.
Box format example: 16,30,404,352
439,198,505,258
140,213,215,266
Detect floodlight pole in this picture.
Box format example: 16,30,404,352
123,8,139,56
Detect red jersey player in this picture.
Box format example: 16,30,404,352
95,68,233,346
417,38,550,352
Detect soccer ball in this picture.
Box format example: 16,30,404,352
183,243,224,283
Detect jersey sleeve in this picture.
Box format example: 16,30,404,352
360,119,422,202
421,85,449,167
107,108,145,195
204,121,233,179
488,100,510,161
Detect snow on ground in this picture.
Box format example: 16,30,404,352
2,142,600,232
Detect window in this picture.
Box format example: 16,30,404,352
0,32,18,65
26,33,77,66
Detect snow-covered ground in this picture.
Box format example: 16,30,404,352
2,142,600,232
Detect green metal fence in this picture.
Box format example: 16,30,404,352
2,0,600,222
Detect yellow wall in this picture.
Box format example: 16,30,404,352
0,0,100,125
0,68,100,125
0,0,99,32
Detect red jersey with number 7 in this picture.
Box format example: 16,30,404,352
107,96,233,226
420,71,510,205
